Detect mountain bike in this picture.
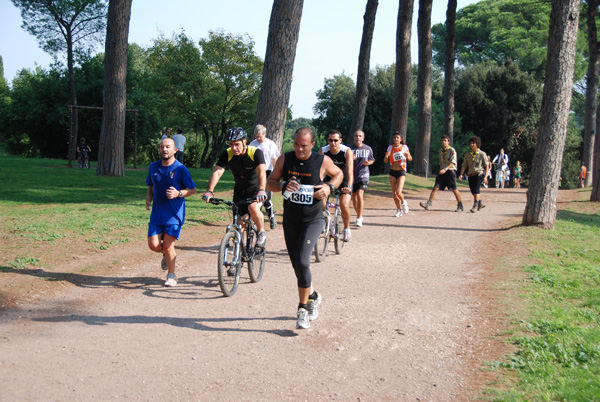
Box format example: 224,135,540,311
209,197,266,297
314,189,345,262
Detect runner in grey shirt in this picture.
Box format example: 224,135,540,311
349,130,374,227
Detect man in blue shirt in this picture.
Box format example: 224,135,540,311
146,137,197,287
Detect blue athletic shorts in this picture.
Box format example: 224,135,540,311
148,223,182,240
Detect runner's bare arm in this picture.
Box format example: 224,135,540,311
266,155,285,192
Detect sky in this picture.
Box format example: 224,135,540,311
0,0,479,119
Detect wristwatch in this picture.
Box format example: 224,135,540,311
179,191,183,198
326,182,335,193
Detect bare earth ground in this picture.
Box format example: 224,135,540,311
0,186,570,401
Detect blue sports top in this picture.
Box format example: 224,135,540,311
146,159,196,226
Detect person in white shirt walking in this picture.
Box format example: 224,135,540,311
250,124,281,229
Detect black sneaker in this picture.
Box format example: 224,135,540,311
470,204,478,213
455,203,464,212
269,216,277,230
478,202,486,211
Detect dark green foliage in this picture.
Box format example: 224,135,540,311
455,61,541,176
312,64,452,175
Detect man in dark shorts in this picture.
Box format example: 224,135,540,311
419,135,463,212
203,127,268,247
350,130,374,227
267,127,343,330
459,136,489,213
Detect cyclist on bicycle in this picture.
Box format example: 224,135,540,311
76,137,91,168
267,127,343,330
203,127,268,248
319,129,353,242
492,148,509,188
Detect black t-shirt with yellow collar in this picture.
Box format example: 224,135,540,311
216,145,265,191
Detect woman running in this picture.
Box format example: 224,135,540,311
384,132,412,217
514,161,522,188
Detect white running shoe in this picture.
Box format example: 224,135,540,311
164,273,177,287
394,209,402,217
342,228,352,242
402,202,409,214
296,308,310,329
307,291,322,321
356,217,363,227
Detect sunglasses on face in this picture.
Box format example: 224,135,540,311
328,139,340,142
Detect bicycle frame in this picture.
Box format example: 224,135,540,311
209,197,266,296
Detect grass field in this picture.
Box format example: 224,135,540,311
483,190,600,401
1,156,599,400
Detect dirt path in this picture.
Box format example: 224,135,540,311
0,186,530,401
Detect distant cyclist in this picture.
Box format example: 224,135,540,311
249,124,280,229
203,127,268,248
76,137,91,168
319,129,354,242
492,149,509,188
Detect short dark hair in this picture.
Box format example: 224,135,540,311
177,128,182,134
441,134,450,141
328,129,342,138
468,136,481,148
294,127,314,142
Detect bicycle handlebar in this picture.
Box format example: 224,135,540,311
209,197,257,207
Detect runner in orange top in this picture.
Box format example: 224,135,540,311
579,162,587,188
383,131,412,217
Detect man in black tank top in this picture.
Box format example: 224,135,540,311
267,127,343,330
319,129,354,242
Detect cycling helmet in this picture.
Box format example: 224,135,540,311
226,127,247,141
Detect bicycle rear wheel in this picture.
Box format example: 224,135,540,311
333,208,346,255
314,212,329,262
217,231,241,297
246,226,265,283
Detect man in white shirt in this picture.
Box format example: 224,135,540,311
172,128,187,163
492,148,509,188
250,124,281,229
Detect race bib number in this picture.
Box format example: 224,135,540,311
393,151,405,162
289,184,314,205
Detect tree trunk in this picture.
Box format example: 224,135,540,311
593,96,600,200
444,0,457,145
67,35,78,168
349,0,378,142
254,0,303,149
96,0,132,177
523,0,580,228
414,0,433,175
583,0,600,186
390,0,415,143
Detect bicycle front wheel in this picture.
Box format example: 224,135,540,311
333,209,346,255
248,247,265,283
314,213,329,262
247,226,265,283
217,231,242,297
